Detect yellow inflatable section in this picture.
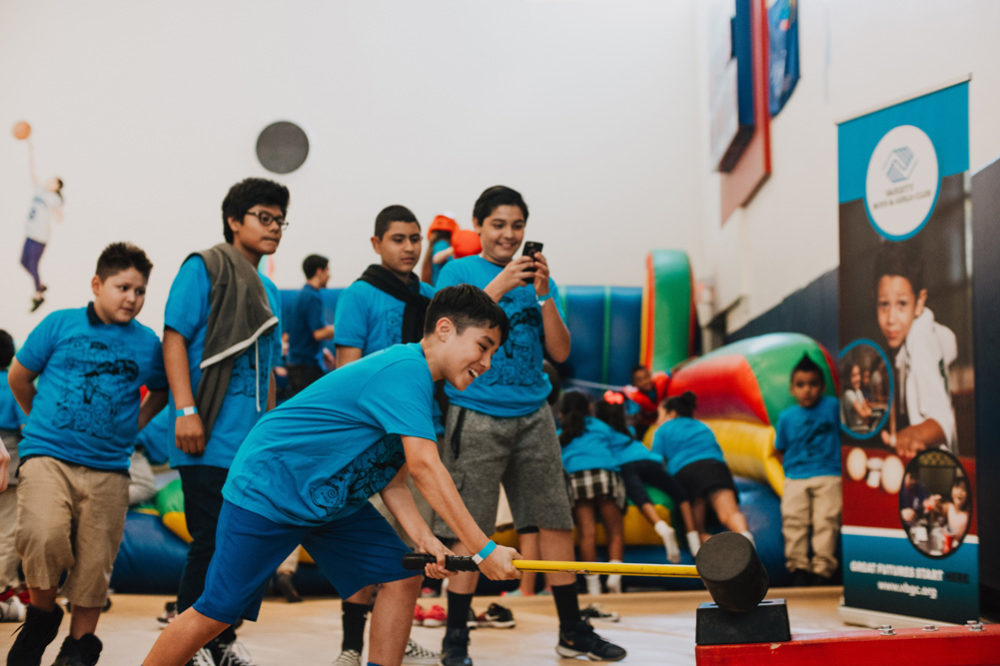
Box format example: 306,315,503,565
492,502,675,549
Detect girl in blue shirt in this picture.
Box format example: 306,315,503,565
559,391,625,595
652,392,754,550
594,397,697,562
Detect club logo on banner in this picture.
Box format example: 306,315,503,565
865,125,940,239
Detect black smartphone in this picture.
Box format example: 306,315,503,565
522,241,544,268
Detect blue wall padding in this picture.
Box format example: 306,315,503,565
735,477,790,588
111,512,188,594
562,286,642,387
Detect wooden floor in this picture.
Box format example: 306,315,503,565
1,586,848,665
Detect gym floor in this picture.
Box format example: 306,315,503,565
0,586,846,665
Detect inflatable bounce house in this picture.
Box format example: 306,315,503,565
111,249,837,594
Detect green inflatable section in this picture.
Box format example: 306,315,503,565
154,478,185,516
648,249,693,372
699,332,836,426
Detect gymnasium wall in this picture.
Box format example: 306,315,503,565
694,0,1000,335
0,0,705,341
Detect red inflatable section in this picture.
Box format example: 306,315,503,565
667,354,771,426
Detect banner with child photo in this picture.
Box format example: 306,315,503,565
837,80,976,624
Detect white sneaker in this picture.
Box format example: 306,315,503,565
333,649,362,666
0,596,26,622
585,573,602,595
686,531,701,557
654,523,682,563
402,638,440,665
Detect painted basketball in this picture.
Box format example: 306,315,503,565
12,121,31,140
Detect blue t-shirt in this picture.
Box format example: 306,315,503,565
430,239,451,284
0,370,27,431
223,344,438,526
286,284,326,366
651,417,725,476
437,256,563,417
602,422,663,466
164,256,282,469
560,417,623,474
334,279,437,357
16,305,167,471
774,396,841,479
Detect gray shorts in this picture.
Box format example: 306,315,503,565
432,405,574,540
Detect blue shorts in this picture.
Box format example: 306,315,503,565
193,500,416,624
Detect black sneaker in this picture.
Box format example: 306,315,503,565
7,603,64,666
157,600,178,626
209,637,256,666
475,602,515,628
579,603,620,623
790,569,811,587
556,620,626,661
30,296,44,313
440,626,473,666
466,606,478,629
52,633,103,666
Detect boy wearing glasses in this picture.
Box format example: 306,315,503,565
162,177,287,665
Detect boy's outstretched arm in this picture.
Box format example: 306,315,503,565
400,435,520,581
8,358,38,416
163,329,205,455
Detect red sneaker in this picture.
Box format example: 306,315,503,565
422,604,447,628
413,603,425,626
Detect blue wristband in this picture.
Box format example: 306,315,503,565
175,406,198,418
472,540,497,564
536,292,553,306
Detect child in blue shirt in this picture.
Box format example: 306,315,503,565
558,391,626,596
162,177,287,664
773,354,842,585
652,391,753,552
332,204,439,664
594,396,696,563
285,254,334,395
433,186,624,665
143,286,521,666
6,243,168,665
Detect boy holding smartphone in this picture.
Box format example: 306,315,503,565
432,186,626,665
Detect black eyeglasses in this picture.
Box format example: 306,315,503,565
245,210,289,230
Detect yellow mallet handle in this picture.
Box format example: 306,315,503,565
513,559,700,579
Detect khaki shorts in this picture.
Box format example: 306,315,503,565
16,456,129,607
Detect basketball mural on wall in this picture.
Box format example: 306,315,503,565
256,121,309,174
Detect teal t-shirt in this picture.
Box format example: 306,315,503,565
651,417,725,476
223,344,438,526
164,256,282,469
602,421,663,466
333,280,437,356
560,417,623,474
774,396,841,479
0,370,27,431
437,256,563,417
16,305,167,470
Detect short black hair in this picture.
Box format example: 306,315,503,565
472,185,529,224
791,353,825,388
302,254,329,279
873,241,923,294
96,242,153,281
662,391,697,418
0,330,14,370
221,178,290,243
424,285,510,347
374,205,419,239
631,364,649,379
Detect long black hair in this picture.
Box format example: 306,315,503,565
662,391,697,418
559,390,591,446
594,399,630,436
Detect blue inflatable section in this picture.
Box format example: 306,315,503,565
561,286,643,387
111,512,189,594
